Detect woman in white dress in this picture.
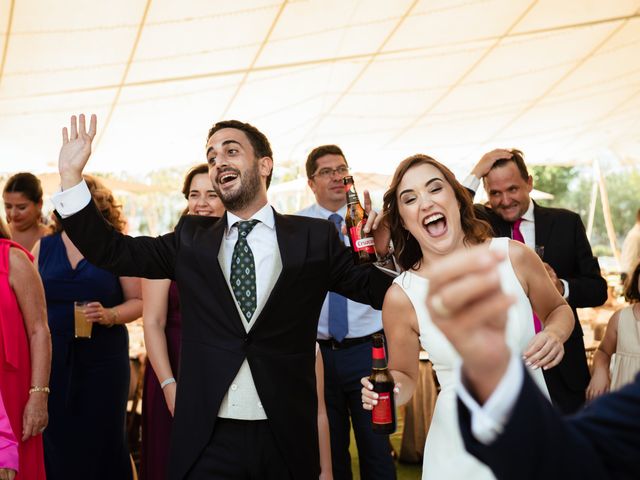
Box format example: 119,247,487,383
361,154,574,479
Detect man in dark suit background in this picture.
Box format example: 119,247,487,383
52,114,393,479
463,149,607,414
424,247,640,480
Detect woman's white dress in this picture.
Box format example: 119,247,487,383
393,237,549,479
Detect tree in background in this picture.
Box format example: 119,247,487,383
531,165,640,256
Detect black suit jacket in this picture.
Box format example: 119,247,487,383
474,201,607,413
60,202,392,479
458,369,640,479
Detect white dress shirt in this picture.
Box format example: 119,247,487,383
217,205,282,420
52,182,281,420
456,352,524,444
296,203,383,339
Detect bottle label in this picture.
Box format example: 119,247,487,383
372,392,393,424
349,222,376,254
372,347,385,360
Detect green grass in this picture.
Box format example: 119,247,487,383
349,408,422,479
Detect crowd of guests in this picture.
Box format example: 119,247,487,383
0,112,638,479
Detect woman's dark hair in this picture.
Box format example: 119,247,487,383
52,175,126,233
3,172,44,204
383,154,492,271
624,262,640,303
181,164,209,199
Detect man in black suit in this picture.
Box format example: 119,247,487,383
463,149,607,414
424,247,640,480
52,114,393,479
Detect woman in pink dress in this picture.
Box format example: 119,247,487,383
0,387,18,480
0,219,51,480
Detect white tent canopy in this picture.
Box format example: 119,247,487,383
1,0,639,178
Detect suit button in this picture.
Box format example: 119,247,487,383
244,335,252,345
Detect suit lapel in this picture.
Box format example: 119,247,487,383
250,209,306,331
207,213,246,335
533,201,553,249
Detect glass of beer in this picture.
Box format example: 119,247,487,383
74,301,93,339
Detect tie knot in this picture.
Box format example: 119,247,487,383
513,218,523,229
235,219,260,238
328,213,343,231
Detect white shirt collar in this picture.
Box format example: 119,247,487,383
521,200,535,223
225,203,276,235
314,202,347,220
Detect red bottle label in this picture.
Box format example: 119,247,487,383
349,222,376,254
372,392,393,424
372,347,385,360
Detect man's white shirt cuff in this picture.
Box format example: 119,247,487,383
462,174,481,193
51,180,92,218
560,279,570,299
455,352,523,444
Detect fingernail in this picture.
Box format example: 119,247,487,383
525,361,532,367
372,400,378,405
373,393,378,399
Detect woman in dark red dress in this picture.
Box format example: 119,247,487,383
140,164,224,479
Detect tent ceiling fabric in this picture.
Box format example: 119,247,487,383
1,0,639,178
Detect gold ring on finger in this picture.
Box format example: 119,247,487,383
430,293,451,317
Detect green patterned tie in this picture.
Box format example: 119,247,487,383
230,220,260,322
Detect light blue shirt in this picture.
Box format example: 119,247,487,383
297,203,383,340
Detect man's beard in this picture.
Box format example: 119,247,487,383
214,162,262,212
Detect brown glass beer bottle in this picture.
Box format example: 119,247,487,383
343,176,376,265
369,333,396,434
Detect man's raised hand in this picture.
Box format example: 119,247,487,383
59,114,97,189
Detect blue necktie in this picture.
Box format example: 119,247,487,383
328,213,348,342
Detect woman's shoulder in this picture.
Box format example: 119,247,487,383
3,239,34,262
8,246,36,282
385,280,417,313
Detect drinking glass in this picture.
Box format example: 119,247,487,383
74,301,93,338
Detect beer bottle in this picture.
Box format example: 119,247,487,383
369,333,396,434
343,176,376,265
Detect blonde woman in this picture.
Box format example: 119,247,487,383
34,175,141,480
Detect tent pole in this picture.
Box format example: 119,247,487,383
596,158,620,264
586,160,598,240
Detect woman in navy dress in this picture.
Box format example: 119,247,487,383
140,164,224,480
34,175,142,480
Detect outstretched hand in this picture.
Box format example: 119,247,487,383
59,114,97,189
425,246,514,403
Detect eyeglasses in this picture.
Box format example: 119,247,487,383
311,166,349,179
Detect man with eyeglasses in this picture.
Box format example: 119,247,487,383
298,145,396,479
